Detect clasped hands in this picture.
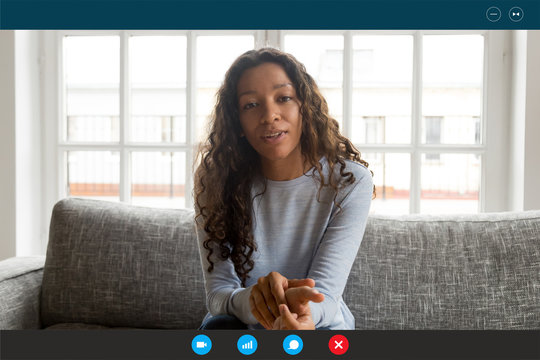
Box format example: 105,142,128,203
249,271,324,330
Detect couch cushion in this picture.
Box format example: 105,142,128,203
41,198,206,329
344,211,540,329
0,256,45,329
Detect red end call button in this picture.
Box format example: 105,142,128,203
328,334,349,355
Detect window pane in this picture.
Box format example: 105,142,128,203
131,152,186,209
352,35,413,144
284,35,344,128
64,36,120,142
130,36,187,143
422,35,484,144
363,152,410,214
196,36,254,142
421,153,481,214
66,151,120,201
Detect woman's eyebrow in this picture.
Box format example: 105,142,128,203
273,82,293,90
238,83,293,98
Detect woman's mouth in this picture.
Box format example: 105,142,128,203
261,131,287,143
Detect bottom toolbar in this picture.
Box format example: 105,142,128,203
2,330,539,359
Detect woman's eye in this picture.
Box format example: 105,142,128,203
243,102,257,110
280,96,292,102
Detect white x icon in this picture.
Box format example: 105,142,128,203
334,340,343,349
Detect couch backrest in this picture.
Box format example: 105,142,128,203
41,198,206,329
344,212,540,329
42,198,540,329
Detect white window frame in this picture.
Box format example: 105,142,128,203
41,29,510,239
275,30,508,214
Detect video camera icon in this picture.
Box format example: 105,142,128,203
192,335,212,355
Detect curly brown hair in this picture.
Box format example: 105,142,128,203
194,47,374,286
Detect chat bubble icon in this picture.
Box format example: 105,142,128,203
288,340,299,350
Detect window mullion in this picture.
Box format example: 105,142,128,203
254,30,266,49
185,31,196,209
120,31,130,203
56,32,66,200
410,31,423,214
343,32,353,138
266,30,281,48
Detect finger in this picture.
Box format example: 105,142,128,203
249,294,271,330
272,316,282,330
279,304,299,329
261,275,281,318
269,274,287,316
285,287,325,312
252,287,276,328
287,278,315,289
293,287,325,304
305,288,325,303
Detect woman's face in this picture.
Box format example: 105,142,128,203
237,62,303,167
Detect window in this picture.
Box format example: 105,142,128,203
47,30,500,215
58,31,257,209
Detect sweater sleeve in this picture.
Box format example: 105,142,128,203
307,165,373,328
195,218,259,325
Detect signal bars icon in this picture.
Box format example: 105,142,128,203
237,335,258,355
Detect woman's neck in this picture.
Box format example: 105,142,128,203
260,154,312,181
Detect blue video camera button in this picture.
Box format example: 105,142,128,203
192,334,212,355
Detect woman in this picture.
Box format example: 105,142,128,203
195,47,374,330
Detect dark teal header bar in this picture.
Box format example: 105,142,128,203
1,0,539,29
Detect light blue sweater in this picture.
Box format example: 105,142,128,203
196,157,373,329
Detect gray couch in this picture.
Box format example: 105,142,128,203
1,198,539,330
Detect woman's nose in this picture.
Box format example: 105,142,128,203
260,102,280,124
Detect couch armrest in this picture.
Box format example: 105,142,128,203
0,256,45,329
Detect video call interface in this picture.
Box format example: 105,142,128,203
1,0,539,359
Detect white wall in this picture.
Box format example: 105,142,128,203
522,30,540,211
0,31,17,260
509,30,540,211
0,31,43,261
15,31,43,256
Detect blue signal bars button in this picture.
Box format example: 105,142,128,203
237,334,258,355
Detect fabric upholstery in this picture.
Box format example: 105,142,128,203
41,198,206,329
0,256,45,329
345,212,540,329
34,198,540,330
